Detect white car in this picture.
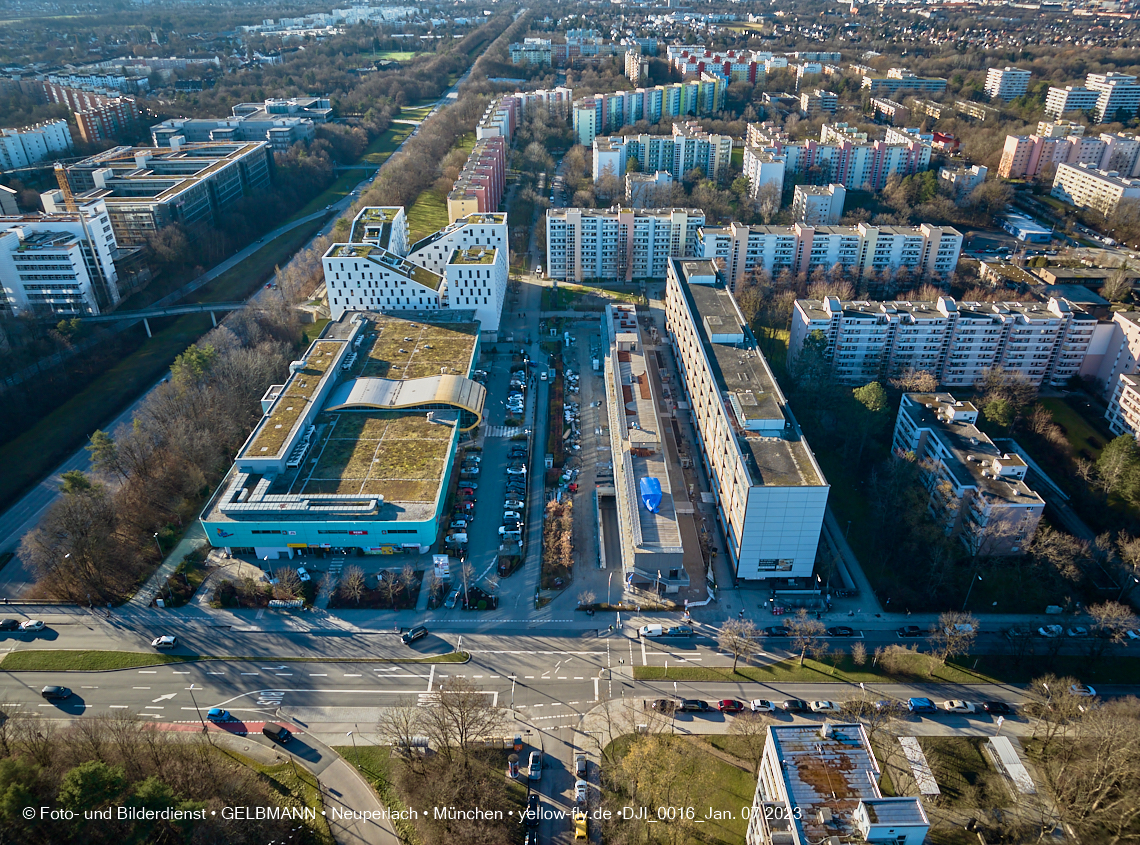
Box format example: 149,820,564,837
450,518,468,529
444,590,460,609
574,779,588,804
151,636,177,649
1038,625,1062,638
809,700,840,713
749,699,775,712
465,454,482,463
19,620,44,632
1126,629,1140,640
504,499,524,510
942,700,976,714
1070,683,1097,698
296,567,312,582
507,466,527,475
504,511,521,521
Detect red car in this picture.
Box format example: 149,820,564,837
458,487,476,497
718,699,745,714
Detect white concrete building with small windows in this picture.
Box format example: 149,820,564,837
893,393,1044,555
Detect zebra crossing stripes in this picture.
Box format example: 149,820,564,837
486,425,522,438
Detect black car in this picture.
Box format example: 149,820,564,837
764,626,789,636
650,699,678,713
982,701,1014,716
781,699,808,712
827,626,854,637
0,619,19,631
401,625,428,645
41,685,72,701
834,589,858,598
525,794,540,828
525,830,538,845
897,626,923,638
678,699,709,712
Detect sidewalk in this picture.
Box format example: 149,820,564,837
128,523,208,607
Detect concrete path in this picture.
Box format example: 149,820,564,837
128,522,208,607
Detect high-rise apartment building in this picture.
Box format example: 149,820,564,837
799,89,837,118
545,207,705,282
743,123,931,194
592,122,732,183
1086,73,1140,123
893,393,1044,555
42,80,142,144
788,295,1097,389
1044,85,1100,119
625,50,648,84
860,68,947,96
1051,162,1140,217
985,67,1032,101
572,76,725,146
0,197,121,317
0,120,72,170
698,222,961,290
791,184,846,225
938,164,987,197
665,259,829,581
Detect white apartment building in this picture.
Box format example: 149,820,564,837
1051,162,1140,217
789,295,1096,389
938,164,987,197
1087,73,1140,123
697,222,962,290
740,147,786,196
0,196,121,317
545,207,705,282
747,723,928,845
998,131,1140,180
0,120,72,170
1106,373,1140,440
893,393,1044,555
322,207,508,333
791,184,845,225
799,89,837,117
1037,120,1085,138
625,171,673,208
985,66,1031,101
665,259,829,581
1044,85,1100,119
744,122,931,194
592,122,732,183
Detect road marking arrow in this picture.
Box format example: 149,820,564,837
152,693,177,703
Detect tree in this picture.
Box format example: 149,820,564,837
577,589,596,606
851,381,889,464
376,706,426,763
889,368,939,393
716,618,759,672
1100,266,1134,302
839,697,903,745
787,608,826,667
930,611,978,665
1026,674,1088,754
273,567,302,600
169,343,217,384
342,565,366,605
850,641,867,667
420,677,503,767
754,180,781,223
58,760,127,814
791,329,831,392
1084,601,1138,663
727,711,771,774
1097,435,1140,500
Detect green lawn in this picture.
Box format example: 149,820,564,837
361,124,415,166
919,736,1010,808
2,649,471,671
223,749,335,845
333,746,420,845
635,654,1000,685
1039,397,1108,460
399,106,434,121
730,146,743,169
374,50,419,61
407,190,450,242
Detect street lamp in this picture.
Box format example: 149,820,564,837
1118,576,1139,601
347,730,358,767
153,532,162,558
188,684,208,739
962,573,982,611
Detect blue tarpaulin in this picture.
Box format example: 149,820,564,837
640,477,662,513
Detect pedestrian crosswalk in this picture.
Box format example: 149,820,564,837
486,425,523,438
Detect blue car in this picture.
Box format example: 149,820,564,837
907,697,937,714
207,708,233,723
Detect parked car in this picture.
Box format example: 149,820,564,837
401,625,428,645
1066,626,1089,638
507,466,527,475
207,708,232,722
444,590,460,609
718,699,745,714
525,794,540,827
464,454,482,463
450,519,468,530
40,686,71,701
781,699,809,713
0,619,19,631
826,626,855,637
151,636,177,649
982,701,1014,715
750,699,775,712
459,481,478,490
262,723,291,743
504,499,525,511
650,699,677,713
19,620,44,632
1038,625,1063,638
764,626,789,636
528,751,542,780
574,779,588,804
666,625,693,637
897,626,923,638
908,697,937,713
575,753,587,777
810,700,840,713
942,700,977,714
1006,627,1033,639
503,511,521,521
1070,683,1097,698
678,699,709,712
457,487,476,497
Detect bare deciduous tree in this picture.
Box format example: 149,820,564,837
342,565,366,605
419,677,504,768
787,608,826,667
716,618,759,672
728,711,772,774
930,611,978,665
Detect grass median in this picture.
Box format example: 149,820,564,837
2,650,470,671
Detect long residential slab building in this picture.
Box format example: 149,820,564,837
572,75,725,146
593,121,733,184
666,258,828,582
546,208,962,285
788,295,1097,389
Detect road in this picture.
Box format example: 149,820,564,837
0,68,478,598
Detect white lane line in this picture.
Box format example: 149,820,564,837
574,677,584,680
593,677,600,702
343,674,362,678
109,705,128,709
309,673,327,677
142,706,164,710
557,676,568,680
489,675,499,679
427,664,436,693
171,671,190,674
473,675,484,679
133,687,151,690
532,703,543,707
569,701,580,704
240,673,258,676
137,671,157,674
639,638,647,666
207,672,225,675
275,673,293,677
525,676,535,679
80,686,99,689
